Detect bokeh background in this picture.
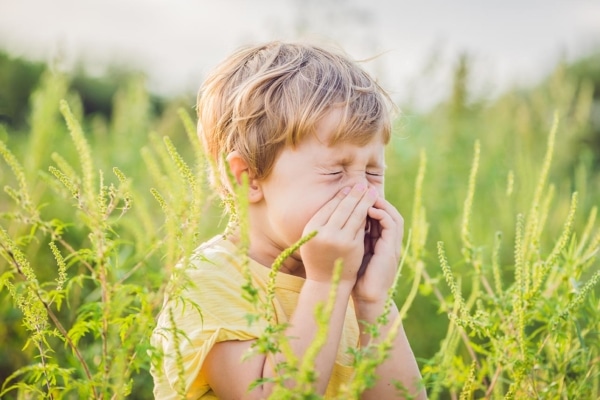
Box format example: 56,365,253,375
2,0,600,108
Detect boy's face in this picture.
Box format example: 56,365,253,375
249,108,386,273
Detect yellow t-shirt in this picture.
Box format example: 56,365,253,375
151,235,359,399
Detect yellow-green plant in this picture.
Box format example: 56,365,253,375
0,73,197,399
0,53,598,400
417,115,599,399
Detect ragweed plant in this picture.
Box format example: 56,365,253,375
419,114,600,399
0,74,201,399
0,97,154,398
1,53,599,400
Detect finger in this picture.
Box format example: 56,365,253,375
368,207,403,249
305,186,351,229
328,184,377,231
373,199,404,235
365,216,382,241
373,197,403,226
367,207,399,239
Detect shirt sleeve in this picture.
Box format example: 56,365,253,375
151,249,268,398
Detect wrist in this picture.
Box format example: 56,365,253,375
303,278,354,298
353,297,398,323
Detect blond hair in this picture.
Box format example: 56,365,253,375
197,41,392,198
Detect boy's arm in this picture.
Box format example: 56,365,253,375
354,300,427,399
353,197,427,399
203,280,354,399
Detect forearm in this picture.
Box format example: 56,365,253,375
355,300,427,400
263,279,354,395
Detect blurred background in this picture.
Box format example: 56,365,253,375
1,1,600,398
2,0,599,109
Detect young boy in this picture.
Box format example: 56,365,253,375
151,41,426,399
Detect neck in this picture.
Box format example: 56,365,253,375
225,224,307,278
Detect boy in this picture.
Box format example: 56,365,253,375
151,41,426,399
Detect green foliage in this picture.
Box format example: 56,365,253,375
388,56,600,399
0,52,45,128
0,69,210,399
0,52,598,399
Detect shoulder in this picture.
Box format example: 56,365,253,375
183,235,245,277
154,234,264,332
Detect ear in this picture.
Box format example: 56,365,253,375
226,151,263,203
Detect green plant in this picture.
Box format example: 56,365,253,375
0,54,598,399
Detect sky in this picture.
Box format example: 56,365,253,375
1,0,599,108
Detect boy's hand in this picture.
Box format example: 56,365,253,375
353,197,404,305
300,184,378,284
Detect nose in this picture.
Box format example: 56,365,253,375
343,171,384,197
344,173,373,194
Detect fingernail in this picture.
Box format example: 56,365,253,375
367,187,378,197
355,183,367,191
342,187,351,195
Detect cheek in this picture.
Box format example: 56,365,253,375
303,191,332,216
268,180,339,233
370,182,385,197
295,188,338,223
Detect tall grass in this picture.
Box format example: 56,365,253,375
0,57,598,399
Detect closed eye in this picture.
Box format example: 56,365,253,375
367,172,384,177
326,171,343,175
